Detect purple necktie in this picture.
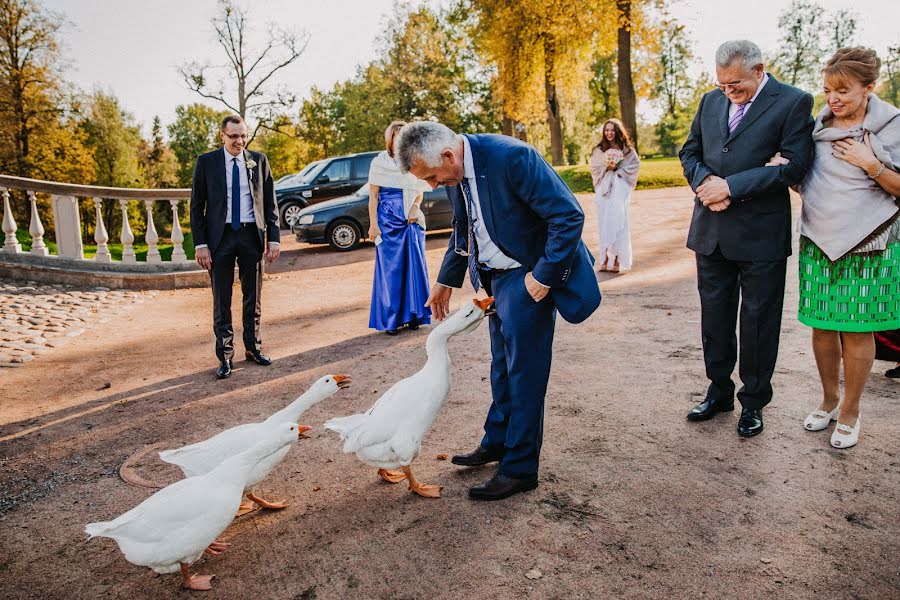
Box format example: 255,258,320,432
231,158,240,231
728,103,746,135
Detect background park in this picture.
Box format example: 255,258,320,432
1,0,899,598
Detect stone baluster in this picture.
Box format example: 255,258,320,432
169,199,186,263
144,199,161,264
93,198,111,262
1,187,23,253
27,191,49,256
119,198,136,264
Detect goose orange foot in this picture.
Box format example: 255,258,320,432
247,492,288,510
204,539,230,556
180,564,214,591
235,500,259,517
402,465,441,498
378,468,407,483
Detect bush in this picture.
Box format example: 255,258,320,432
555,157,686,194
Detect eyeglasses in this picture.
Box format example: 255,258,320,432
715,78,752,92
223,133,248,141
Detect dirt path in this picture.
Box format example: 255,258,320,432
1,187,898,599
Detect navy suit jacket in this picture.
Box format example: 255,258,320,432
679,75,814,261
437,134,601,324
190,148,280,255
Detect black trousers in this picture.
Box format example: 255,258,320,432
209,226,263,361
696,247,787,410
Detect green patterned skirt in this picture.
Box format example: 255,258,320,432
798,237,900,332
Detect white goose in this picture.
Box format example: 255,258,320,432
159,374,351,514
85,422,303,591
325,297,493,498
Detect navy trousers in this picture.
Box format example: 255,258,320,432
480,267,557,478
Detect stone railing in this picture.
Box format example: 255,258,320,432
0,174,192,265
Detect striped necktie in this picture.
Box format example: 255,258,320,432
460,179,481,292
728,103,746,135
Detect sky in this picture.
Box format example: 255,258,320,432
42,0,900,135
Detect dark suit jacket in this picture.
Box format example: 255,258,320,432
679,75,814,261
437,134,601,324
190,148,280,254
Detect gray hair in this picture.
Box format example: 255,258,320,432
715,40,763,70
395,121,457,172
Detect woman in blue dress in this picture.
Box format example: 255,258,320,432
367,121,433,334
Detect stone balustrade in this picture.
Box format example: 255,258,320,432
0,174,192,265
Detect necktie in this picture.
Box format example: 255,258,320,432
460,179,480,292
728,103,746,135
231,157,240,231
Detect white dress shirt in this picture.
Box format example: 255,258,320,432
461,135,522,271
224,150,256,224
728,72,769,120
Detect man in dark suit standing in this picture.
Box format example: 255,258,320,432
397,121,601,500
190,115,280,379
679,40,814,436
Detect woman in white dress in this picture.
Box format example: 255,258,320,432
589,119,640,272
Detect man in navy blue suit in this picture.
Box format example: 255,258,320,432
396,121,601,501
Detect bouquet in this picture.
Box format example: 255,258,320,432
605,149,624,170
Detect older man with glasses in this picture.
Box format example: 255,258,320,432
679,40,814,437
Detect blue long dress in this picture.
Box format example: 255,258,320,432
369,187,432,331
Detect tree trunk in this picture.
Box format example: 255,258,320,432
545,78,564,165
502,114,514,137
616,0,638,152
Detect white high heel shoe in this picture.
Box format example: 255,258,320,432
831,416,861,449
803,405,840,431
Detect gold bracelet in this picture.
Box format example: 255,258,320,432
869,162,885,179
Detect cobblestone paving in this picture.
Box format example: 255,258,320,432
0,281,158,367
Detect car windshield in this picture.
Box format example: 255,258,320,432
297,161,327,184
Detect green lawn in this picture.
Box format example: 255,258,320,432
555,156,686,194
16,229,196,262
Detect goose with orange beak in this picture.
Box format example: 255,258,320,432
159,374,351,515
325,297,494,498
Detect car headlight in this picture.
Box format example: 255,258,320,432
296,214,315,225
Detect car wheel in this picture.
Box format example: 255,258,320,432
280,201,306,229
327,219,362,252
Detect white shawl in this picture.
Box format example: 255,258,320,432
589,146,640,196
368,151,432,229
798,94,900,260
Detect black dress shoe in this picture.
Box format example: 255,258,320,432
738,408,764,437
886,365,900,378
451,446,503,467
686,397,735,421
215,360,232,379
245,350,272,366
469,473,538,501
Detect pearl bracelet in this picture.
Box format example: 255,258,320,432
869,162,885,180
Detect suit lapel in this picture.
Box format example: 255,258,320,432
717,93,731,142
726,76,781,142
214,148,227,216
466,135,498,243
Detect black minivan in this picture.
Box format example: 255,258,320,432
275,151,379,228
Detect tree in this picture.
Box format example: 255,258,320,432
168,103,230,187
467,0,616,165
825,10,857,52
179,0,308,137
651,19,694,156
0,0,64,178
80,91,147,241
616,0,639,151
878,45,900,108
588,51,619,129
772,0,826,89
143,116,178,189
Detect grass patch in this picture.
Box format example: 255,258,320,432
555,157,686,194
16,229,195,262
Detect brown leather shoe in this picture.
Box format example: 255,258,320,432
451,446,504,467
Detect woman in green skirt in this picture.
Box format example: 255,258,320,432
774,47,900,449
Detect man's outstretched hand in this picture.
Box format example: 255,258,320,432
425,284,453,321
